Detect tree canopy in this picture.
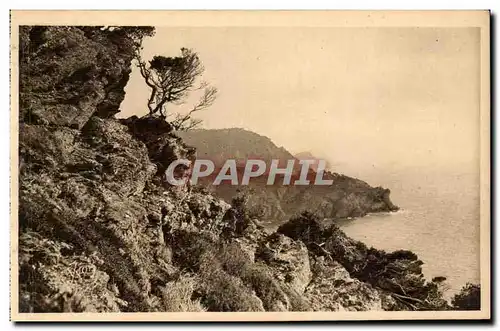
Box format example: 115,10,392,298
135,45,218,131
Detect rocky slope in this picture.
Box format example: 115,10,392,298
178,129,399,223
17,26,459,313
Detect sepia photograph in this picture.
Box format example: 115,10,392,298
9,10,490,321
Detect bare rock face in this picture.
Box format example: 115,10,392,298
20,116,157,199
19,26,138,129
81,116,158,196
304,257,382,311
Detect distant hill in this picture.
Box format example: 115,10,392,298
177,128,295,168
293,151,332,172
177,128,398,224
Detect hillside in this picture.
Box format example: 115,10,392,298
178,128,294,166
178,129,399,223
16,26,475,314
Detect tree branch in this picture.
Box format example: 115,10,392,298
135,47,217,128
170,86,218,130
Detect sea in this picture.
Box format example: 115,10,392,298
337,165,481,298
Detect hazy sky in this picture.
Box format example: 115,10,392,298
120,27,480,174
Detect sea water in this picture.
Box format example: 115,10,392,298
338,165,480,297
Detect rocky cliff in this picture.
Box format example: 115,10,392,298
17,26,455,313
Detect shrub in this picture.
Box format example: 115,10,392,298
160,276,206,312
216,243,291,311
198,250,264,311
452,283,481,310
238,262,289,311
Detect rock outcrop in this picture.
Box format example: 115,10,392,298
17,26,453,314
19,26,149,128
